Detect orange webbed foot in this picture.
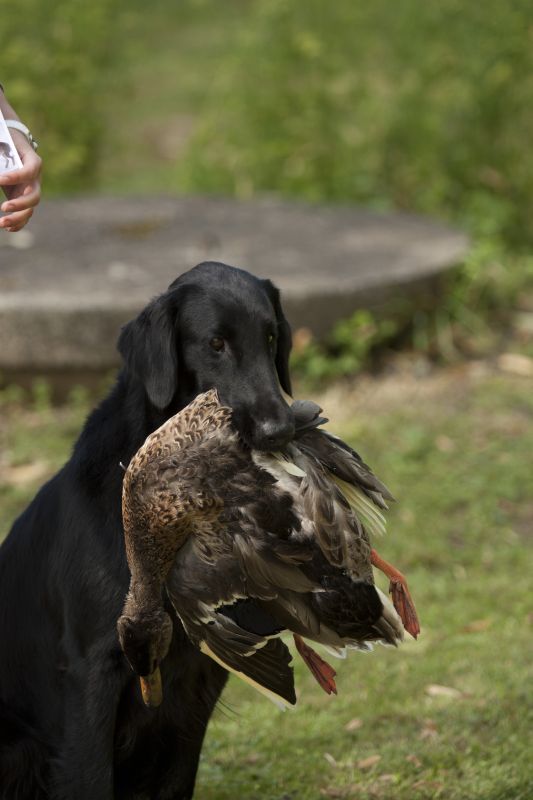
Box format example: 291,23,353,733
371,548,421,639
293,634,337,695
388,579,420,639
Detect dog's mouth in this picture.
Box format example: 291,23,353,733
216,387,295,452
237,419,296,453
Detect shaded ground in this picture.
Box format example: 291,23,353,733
0,354,532,799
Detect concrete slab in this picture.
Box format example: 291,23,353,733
0,196,468,375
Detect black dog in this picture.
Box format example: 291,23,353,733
0,262,294,800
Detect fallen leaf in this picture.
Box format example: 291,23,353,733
497,353,533,377
344,718,363,732
357,755,381,770
412,779,444,793
378,773,395,783
513,311,533,341
419,719,439,740
425,683,463,699
324,753,338,768
320,788,347,798
435,435,455,452
242,752,261,765
406,754,422,768
462,618,492,633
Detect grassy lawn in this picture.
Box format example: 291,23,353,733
0,361,532,799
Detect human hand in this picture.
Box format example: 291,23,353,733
0,130,42,232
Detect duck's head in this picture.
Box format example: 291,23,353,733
117,607,173,707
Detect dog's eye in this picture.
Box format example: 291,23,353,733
267,334,275,346
210,337,225,352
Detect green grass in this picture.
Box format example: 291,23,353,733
0,366,532,798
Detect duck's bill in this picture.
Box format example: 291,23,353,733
139,667,163,708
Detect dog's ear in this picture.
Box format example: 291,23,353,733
262,280,293,396
118,291,179,410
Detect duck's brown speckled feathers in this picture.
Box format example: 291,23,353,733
119,391,305,706
118,389,407,709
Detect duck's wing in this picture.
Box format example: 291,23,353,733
165,525,319,708
298,430,393,507
253,447,373,577
195,608,296,708
320,431,394,505
291,433,391,543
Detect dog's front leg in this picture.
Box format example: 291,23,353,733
51,633,126,800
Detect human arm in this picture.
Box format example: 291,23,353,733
0,86,42,232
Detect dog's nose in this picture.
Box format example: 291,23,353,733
256,419,295,451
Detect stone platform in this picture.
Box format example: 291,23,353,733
0,195,468,377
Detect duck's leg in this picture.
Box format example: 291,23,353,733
370,549,420,638
293,634,337,695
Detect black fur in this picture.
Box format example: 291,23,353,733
0,262,294,799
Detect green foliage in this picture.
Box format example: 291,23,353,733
447,240,533,318
183,0,533,251
30,377,53,414
1,0,120,192
291,310,400,383
291,240,533,382
177,0,533,376
2,0,531,374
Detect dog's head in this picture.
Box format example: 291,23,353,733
118,261,295,450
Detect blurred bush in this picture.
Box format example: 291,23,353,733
290,310,401,382
181,0,533,373
184,0,533,252
2,0,531,372
1,0,119,192
4,0,531,255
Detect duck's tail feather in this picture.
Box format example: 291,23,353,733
322,431,394,500
332,477,388,538
321,644,347,659
294,420,394,508
373,587,405,645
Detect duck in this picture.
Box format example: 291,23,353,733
117,389,419,709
